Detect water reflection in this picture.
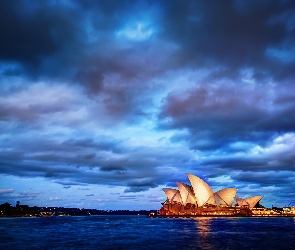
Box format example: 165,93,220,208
194,218,214,250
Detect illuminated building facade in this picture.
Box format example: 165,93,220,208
159,173,263,216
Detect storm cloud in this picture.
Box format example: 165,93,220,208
0,0,295,209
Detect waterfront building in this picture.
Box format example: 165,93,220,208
160,173,263,216
235,196,263,209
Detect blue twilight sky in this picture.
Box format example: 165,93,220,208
1,0,295,210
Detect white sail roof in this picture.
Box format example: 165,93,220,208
235,197,248,206
163,188,182,203
235,196,263,209
245,196,263,209
215,188,237,206
206,193,227,206
162,188,178,202
164,174,263,209
206,193,223,205
186,173,214,207
176,182,196,206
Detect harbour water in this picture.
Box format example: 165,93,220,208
1,215,295,249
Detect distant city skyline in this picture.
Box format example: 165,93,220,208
1,0,295,209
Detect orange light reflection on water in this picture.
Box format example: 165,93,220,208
194,218,214,250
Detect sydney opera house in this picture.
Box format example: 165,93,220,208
159,173,263,216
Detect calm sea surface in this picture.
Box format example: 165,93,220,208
1,215,295,249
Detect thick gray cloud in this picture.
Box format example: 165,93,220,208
0,189,15,195
160,84,295,149
161,0,295,79
1,0,295,208
1,0,294,80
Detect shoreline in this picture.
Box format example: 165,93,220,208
147,214,295,218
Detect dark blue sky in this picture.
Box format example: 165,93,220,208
1,0,295,209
